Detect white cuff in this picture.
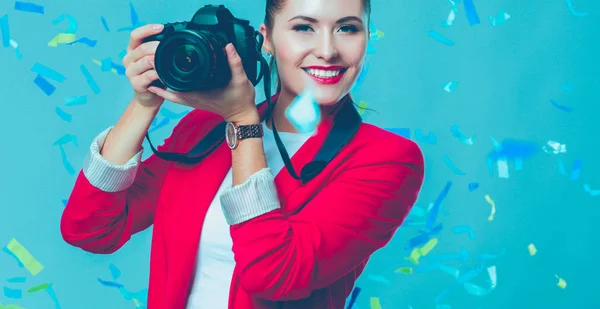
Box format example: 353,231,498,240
82,126,144,193
219,168,281,225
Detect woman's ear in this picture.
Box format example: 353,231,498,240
259,24,273,54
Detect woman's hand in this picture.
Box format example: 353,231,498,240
123,24,166,108
148,43,258,122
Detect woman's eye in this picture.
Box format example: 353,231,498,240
339,25,359,33
292,24,313,32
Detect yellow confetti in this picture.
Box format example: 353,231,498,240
48,33,76,47
405,248,421,264
555,275,567,289
133,298,141,307
528,244,537,256
6,238,44,276
404,238,438,264
375,29,384,38
484,194,496,221
370,297,382,309
357,100,368,115
0,303,26,309
92,59,119,75
394,267,413,274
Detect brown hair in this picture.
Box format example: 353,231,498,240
263,0,375,115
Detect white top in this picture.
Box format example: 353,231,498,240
185,121,315,309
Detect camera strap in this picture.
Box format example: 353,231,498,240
144,45,362,184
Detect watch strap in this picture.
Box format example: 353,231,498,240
237,123,264,140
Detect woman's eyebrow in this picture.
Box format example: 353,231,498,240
287,15,363,24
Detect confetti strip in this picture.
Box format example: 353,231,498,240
450,124,475,145
485,194,496,221
14,1,44,14
48,33,76,47
528,243,537,256
428,31,454,46
27,283,51,293
56,106,72,122
566,0,588,16
64,96,87,106
443,81,457,92
556,275,567,288
463,0,481,25
395,267,413,274
443,155,466,175
100,16,111,31
550,99,573,112
370,297,382,309
80,64,101,94
34,74,56,96
489,10,511,27
583,184,600,197
31,63,66,83
0,14,9,48
415,129,437,144
5,238,44,276
59,145,76,175
441,0,459,27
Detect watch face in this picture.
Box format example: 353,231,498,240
225,123,237,147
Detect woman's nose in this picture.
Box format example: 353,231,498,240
313,34,339,61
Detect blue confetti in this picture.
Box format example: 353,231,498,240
14,1,44,14
452,225,475,240
488,139,538,160
52,14,78,34
31,63,66,83
2,246,24,268
550,99,573,112
7,277,26,283
64,96,87,106
428,31,455,46
426,181,452,230
100,16,111,31
0,14,10,48
109,264,121,280
345,286,361,309
451,124,475,145
415,129,437,144
67,37,97,47
463,0,481,25
61,199,68,206
569,159,582,180
566,0,588,17
59,145,75,175
98,278,124,288
80,64,101,94
34,74,56,96
53,134,78,146
443,155,466,175
3,287,22,299
129,1,141,27
149,117,170,133
56,106,72,122
45,284,62,309
386,128,411,139
468,182,479,191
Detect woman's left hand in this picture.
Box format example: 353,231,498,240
147,43,257,122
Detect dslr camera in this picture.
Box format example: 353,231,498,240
143,4,265,92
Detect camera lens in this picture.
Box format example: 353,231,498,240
173,45,199,73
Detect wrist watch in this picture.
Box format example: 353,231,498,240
225,121,264,149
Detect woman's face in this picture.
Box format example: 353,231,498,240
260,0,369,106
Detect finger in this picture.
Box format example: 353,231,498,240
148,86,184,104
124,41,160,68
131,70,160,92
225,43,247,84
125,55,155,78
127,24,164,53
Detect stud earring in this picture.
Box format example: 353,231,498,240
266,52,272,58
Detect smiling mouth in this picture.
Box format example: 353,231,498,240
302,68,348,79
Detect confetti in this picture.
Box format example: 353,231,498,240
92,58,119,75
484,194,496,221
48,33,77,47
345,287,361,309
543,141,567,154
14,1,44,14
443,81,458,92
406,238,439,264
3,287,22,299
550,99,573,112
31,63,66,83
0,303,26,309
463,266,497,296
528,244,537,256
428,31,455,46
441,0,459,27
468,183,479,191
395,267,413,274
285,84,320,133
53,134,78,146
149,117,170,133
452,225,475,240
370,297,382,309
80,64,101,94
426,181,452,230
0,14,9,48
67,37,98,47
5,238,44,276
450,124,475,145
56,106,72,122
64,96,87,106
100,16,111,31
569,159,582,180
566,0,588,17
7,277,26,283
9,39,23,60
98,278,124,288
52,14,78,34
443,155,466,175
109,263,121,280
59,145,76,175
367,274,390,285
357,100,368,115
34,74,56,96
463,0,481,25
27,283,51,293
555,275,567,288
583,184,600,197
489,10,511,27
415,129,437,144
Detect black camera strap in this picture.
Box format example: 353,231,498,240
144,33,362,184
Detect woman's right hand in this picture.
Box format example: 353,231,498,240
123,24,165,108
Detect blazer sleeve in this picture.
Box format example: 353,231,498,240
60,123,182,254
228,138,425,300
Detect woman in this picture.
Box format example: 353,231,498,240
61,0,425,308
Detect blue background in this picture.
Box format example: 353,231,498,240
1,0,598,308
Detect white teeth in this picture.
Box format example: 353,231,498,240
305,68,342,78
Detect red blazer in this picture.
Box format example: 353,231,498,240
61,95,425,309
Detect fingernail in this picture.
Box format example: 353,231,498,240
228,44,237,56
153,24,163,30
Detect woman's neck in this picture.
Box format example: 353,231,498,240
264,89,339,133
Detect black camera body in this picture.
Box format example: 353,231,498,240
143,4,264,92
